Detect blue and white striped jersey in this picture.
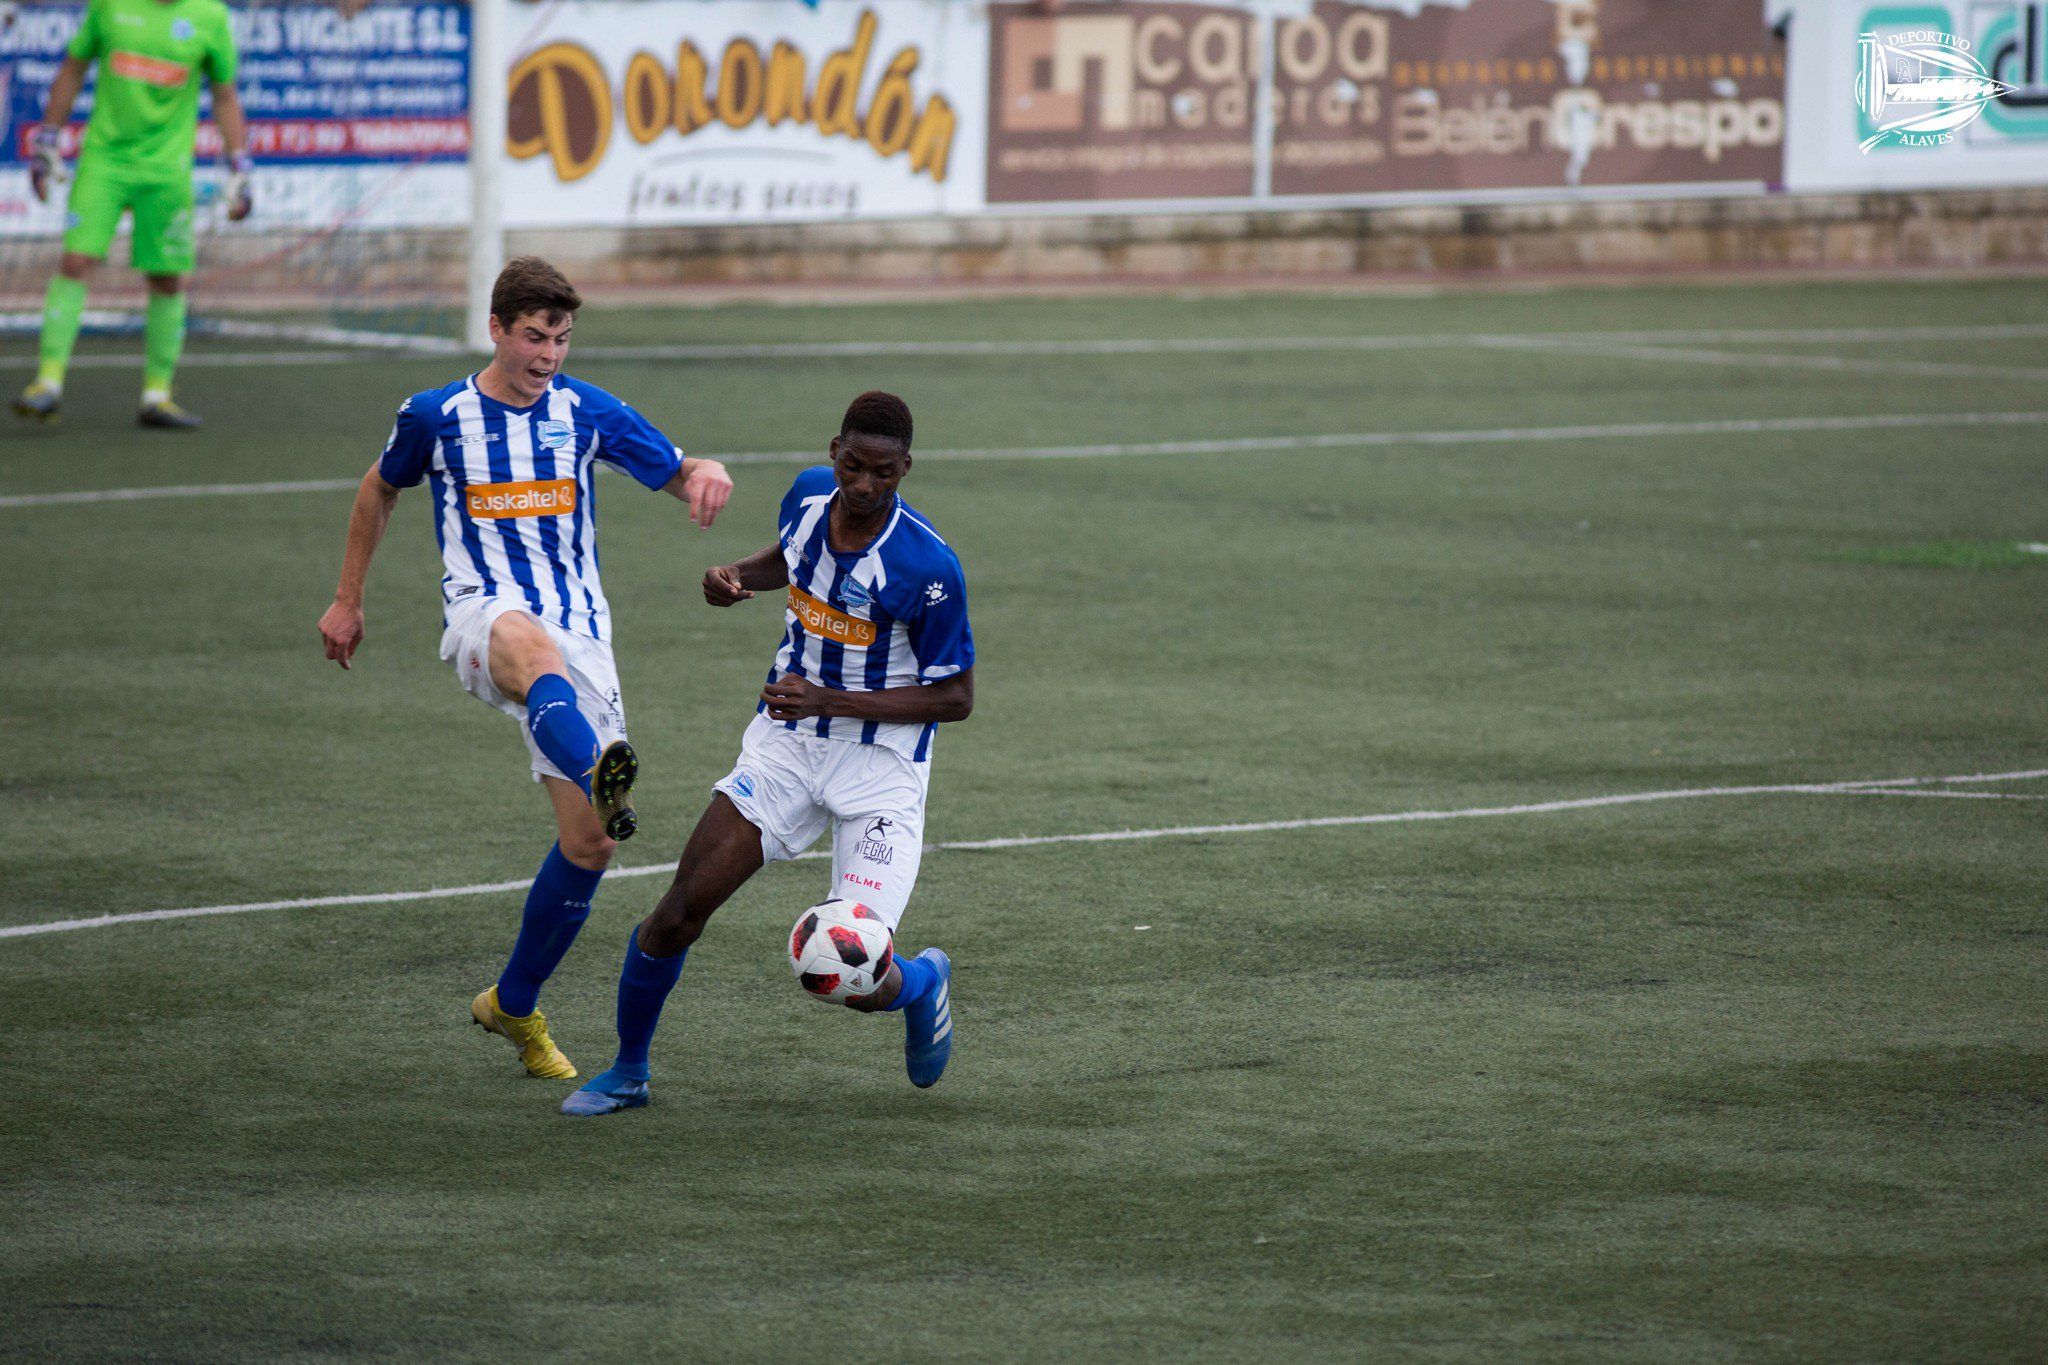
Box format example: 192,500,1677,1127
378,373,684,643
764,466,974,763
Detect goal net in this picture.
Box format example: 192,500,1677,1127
1,0,488,354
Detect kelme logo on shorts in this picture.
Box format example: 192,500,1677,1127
110,50,192,88
787,584,877,647
466,479,577,518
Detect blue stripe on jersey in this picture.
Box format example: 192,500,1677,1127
859,595,895,745
483,406,545,616
528,413,576,634
914,722,934,762
776,513,833,729
569,447,598,631
814,557,853,738
427,471,452,623
449,463,499,600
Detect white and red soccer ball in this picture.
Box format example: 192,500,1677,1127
788,898,894,1003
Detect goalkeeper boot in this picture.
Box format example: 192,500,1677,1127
471,985,577,1080
591,739,638,841
13,380,61,424
904,948,954,1090
138,397,203,429
561,1068,650,1117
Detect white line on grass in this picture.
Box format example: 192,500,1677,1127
1478,336,2048,383
10,322,2048,369
3,767,2041,942
6,410,2047,510
1828,789,2048,800
52,350,361,369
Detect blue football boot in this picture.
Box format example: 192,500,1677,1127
560,1068,650,1117
904,948,953,1089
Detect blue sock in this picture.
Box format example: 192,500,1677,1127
525,673,599,789
884,952,938,1013
610,927,687,1081
494,843,603,1018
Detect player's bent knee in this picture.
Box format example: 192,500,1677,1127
640,904,705,957
560,832,616,869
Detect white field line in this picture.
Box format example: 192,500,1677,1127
57,350,358,369
8,321,2048,369
6,410,2048,510
1478,336,2048,383
1827,789,2048,799
3,767,2042,943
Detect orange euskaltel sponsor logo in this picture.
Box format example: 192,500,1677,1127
466,479,577,519
787,584,877,647
110,50,192,88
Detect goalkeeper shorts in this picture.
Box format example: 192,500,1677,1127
63,160,197,275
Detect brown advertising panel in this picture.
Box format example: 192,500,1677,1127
987,0,1786,206
1272,0,1786,195
987,2,1258,202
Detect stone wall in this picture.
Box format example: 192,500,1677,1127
515,186,2048,290
5,186,2043,310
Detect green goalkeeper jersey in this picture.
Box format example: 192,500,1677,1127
66,0,238,180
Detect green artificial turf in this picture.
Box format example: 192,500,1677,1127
1,276,2044,1361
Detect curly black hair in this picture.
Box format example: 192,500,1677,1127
840,391,913,447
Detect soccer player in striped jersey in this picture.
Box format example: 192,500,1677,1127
563,391,974,1117
317,257,734,1083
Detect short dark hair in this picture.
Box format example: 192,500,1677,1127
840,391,912,448
491,256,581,328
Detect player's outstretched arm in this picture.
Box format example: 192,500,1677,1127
761,669,973,726
318,461,402,670
703,541,790,606
664,457,734,527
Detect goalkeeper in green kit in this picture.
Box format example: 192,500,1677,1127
15,0,250,429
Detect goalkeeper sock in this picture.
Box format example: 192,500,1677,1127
494,842,602,1018
610,927,687,1080
524,673,599,792
883,951,939,1012
36,275,87,389
142,291,187,397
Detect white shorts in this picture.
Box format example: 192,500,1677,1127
714,714,931,930
440,594,628,784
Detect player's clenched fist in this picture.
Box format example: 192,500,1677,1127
319,600,365,669
703,563,753,606
761,673,825,721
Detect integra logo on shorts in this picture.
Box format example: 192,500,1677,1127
465,478,577,519
857,815,894,865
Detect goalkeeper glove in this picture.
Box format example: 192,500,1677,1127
28,127,64,204
224,151,253,222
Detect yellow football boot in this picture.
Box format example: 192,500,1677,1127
471,986,577,1080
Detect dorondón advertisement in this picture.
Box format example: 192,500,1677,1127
501,0,977,226
986,0,1787,206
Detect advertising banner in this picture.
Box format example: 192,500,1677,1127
986,0,1787,206
1,1,469,235
1782,0,2048,190
500,0,984,226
